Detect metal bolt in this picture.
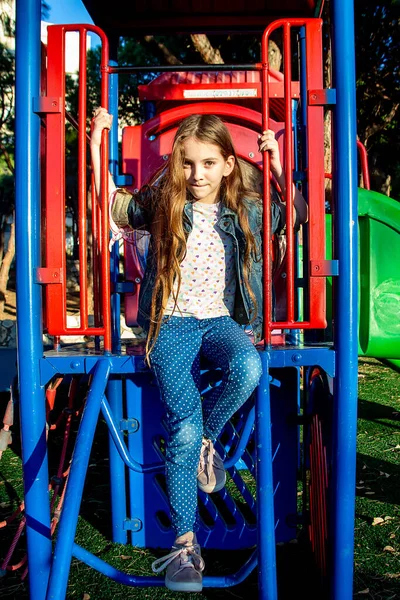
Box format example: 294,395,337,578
281,272,287,278
162,154,168,161
249,152,254,158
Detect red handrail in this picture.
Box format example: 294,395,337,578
356,140,370,190
261,18,327,345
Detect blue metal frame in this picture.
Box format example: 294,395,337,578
107,40,129,545
15,1,51,598
330,0,358,597
14,0,359,598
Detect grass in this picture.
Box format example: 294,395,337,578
352,359,400,599
0,357,399,599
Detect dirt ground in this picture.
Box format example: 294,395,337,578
0,287,16,321
0,285,81,322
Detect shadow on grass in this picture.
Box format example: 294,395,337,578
357,397,400,430
355,452,400,510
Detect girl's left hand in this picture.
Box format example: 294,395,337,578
258,130,282,179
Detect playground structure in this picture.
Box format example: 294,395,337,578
4,0,398,598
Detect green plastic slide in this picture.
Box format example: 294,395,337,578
357,188,400,359
324,188,400,362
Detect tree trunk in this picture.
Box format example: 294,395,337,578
268,40,282,71
190,34,224,64
190,35,282,70
0,215,15,314
143,36,182,65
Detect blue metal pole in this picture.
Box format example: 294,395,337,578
331,1,358,598
15,1,52,597
255,351,277,600
72,542,258,587
107,41,128,544
46,359,111,600
107,379,128,543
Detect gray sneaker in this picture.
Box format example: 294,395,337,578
197,438,226,493
151,531,204,592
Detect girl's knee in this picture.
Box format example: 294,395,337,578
173,420,202,448
232,350,262,389
167,419,203,466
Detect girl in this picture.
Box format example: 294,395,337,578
90,108,307,592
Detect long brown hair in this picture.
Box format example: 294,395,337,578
146,114,260,359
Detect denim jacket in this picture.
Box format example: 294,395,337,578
119,189,283,344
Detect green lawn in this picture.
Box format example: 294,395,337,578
0,357,399,599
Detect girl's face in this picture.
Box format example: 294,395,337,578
182,137,234,204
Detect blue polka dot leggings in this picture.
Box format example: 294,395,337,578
150,316,263,537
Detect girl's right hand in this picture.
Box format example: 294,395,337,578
258,130,282,180
90,107,113,147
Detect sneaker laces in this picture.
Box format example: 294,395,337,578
151,543,205,575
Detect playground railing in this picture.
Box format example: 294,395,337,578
261,18,327,344
39,19,332,352
38,24,112,351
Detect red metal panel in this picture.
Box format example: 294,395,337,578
43,25,111,348
305,18,326,329
138,68,300,100
138,70,300,122
45,25,67,334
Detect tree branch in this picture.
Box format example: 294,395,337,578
363,103,399,147
143,36,182,65
190,34,224,64
0,139,14,174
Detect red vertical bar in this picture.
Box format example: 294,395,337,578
40,42,48,331
356,140,370,190
78,29,88,330
99,43,111,352
305,19,326,328
45,26,67,334
44,24,110,340
261,32,272,346
283,23,295,322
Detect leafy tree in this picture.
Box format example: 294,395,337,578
0,35,15,176
0,1,49,313
354,0,400,196
0,1,15,313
